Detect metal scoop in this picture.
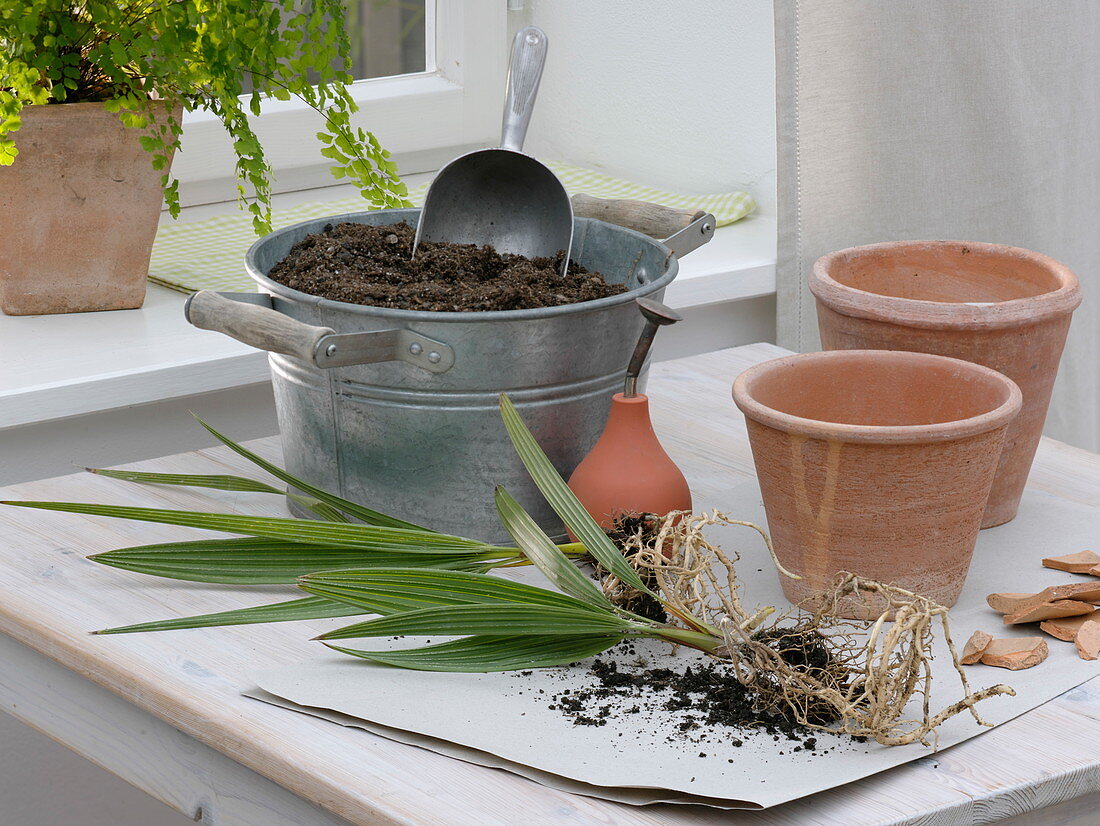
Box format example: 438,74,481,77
413,26,573,275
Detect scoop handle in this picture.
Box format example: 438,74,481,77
500,26,548,152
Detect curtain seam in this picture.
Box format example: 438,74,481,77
792,0,804,352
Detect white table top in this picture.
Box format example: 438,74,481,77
2,343,1099,825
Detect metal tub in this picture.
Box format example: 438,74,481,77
186,206,710,542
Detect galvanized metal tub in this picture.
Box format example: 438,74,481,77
186,205,711,542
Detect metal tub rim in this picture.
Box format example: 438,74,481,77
244,208,679,323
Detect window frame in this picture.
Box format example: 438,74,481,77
172,0,507,208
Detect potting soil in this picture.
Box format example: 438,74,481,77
267,220,624,311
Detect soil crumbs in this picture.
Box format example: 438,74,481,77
267,220,625,312
511,640,858,761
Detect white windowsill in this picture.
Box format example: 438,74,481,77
0,185,776,432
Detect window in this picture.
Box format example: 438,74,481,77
173,0,506,207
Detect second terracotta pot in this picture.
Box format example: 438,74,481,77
811,241,1081,527
733,350,1022,619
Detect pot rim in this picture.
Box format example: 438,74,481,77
810,240,1082,330
732,349,1023,444
245,209,678,323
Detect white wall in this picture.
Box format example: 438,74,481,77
514,0,777,213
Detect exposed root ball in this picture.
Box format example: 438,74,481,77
608,511,1015,747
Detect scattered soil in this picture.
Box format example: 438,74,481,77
267,221,625,312
520,639,841,753
519,517,847,756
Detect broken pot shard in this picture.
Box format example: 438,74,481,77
961,630,994,664
1047,582,1100,602
979,638,1049,670
1042,550,1100,574
1075,620,1100,661
987,583,1100,615
1004,599,1096,625
1040,610,1100,641
987,593,1038,614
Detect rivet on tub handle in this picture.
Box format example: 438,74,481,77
184,290,455,373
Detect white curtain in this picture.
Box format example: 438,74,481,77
775,1,1100,452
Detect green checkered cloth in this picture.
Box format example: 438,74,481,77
148,161,756,294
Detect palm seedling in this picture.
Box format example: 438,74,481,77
3,395,1013,744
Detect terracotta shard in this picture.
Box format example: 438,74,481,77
1040,610,1100,642
1004,599,1096,625
989,584,1100,617
1047,582,1100,603
961,630,994,664
979,638,1049,670
1075,621,1100,661
987,593,1038,614
1042,551,1100,574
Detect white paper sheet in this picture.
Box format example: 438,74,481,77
248,484,1100,809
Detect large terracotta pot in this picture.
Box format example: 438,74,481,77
732,350,1021,619
810,241,1081,528
0,102,174,315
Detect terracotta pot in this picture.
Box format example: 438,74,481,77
568,393,691,531
0,102,176,315
811,241,1081,528
732,350,1021,619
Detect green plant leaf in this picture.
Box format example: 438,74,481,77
3,501,488,554
90,538,501,584
88,467,281,494
493,487,611,610
315,603,634,640
325,634,622,672
192,417,430,531
87,467,350,522
299,568,614,636
500,394,655,596
94,596,363,634
291,497,352,523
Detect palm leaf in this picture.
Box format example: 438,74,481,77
293,498,352,523
91,538,502,584
2,501,495,553
194,417,428,531
499,394,654,597
493,486,611,610
94,596,364,634
315,603,634,640
87,467,352,522
299,567,611,617
88,468,283,494
325,634,622,672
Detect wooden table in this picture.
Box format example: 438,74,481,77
3,343,1100,826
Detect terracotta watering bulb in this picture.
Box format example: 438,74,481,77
567,298,692,532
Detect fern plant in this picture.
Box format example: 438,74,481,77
0,0,411,232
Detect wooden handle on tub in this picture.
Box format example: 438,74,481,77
571,194,705,240
185,290,334,363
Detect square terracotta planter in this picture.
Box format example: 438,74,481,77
0,102,174,315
